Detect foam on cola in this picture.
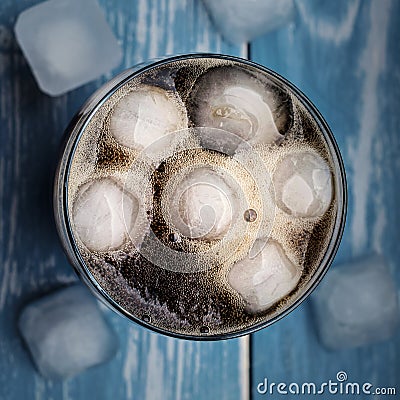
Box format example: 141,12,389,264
61,55,344,338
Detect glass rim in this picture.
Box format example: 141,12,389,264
54,53,347,340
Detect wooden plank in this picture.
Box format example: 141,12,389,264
249,0,400,398
0,1,249,399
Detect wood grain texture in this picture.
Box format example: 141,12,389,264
0,1,248,400
249,0,400,398
3,1,398,399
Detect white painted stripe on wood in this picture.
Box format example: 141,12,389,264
145,334,165,400
135,0,149,63
347,0,392,255
239,335,250,400
123,326,139,399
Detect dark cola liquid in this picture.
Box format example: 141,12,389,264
66,56,338,338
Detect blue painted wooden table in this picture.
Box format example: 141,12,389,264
0,1,399,399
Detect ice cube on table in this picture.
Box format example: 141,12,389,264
14,0,122,96
202,0,295,44
273,151,332,218
72,177,139,252
19,285,118,380
228,239,301,312
311,255,400,350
